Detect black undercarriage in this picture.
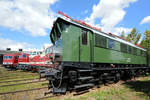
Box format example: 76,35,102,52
45,61,150,94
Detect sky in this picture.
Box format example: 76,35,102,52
0,0,150,51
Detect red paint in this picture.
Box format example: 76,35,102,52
136,44,145,49
18,53,30,63
29,52,54,71
3,53,20,68
58,11,101,32
3,53,30,68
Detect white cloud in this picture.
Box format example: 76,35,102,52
99,26,132,36
0,37,50,51
0,0,58,36
24,43,52,52
140,16,150,24
43,43,53,48
85,0,137,35
0,37,30,51
24,48,43,52
114,27,132,35
84,10,88,14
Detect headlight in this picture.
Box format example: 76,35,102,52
9,62,13,64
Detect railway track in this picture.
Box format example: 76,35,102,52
0,87,48,95
0,77,40,83
2,69,30,73
0,75,38,81
0,71,20,75
0,78,137,100
0,79,47,87
0,73,37,78
0,72,37,78
34,79,133,100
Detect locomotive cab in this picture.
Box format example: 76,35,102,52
3,55,13,68
3,54,19,69
45,18,68,93
50,19,64,69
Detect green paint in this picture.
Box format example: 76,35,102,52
51,18,147,65
62,24,80,61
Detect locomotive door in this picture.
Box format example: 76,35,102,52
79,29,93,63
14,56,18,63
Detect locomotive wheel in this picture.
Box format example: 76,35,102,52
114,73,120,83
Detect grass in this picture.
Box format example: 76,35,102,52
77,85,128,100
0,81,48,93
52,77,150,100
0,67,39,82
0,70,38,77
0,77,40,86
0,75,39,82
0,66,47,93
0,66,35,76
0,72,38,78
1,66,150,100
0,66,49,100
124,77,150,100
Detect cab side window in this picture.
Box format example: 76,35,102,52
82,29,88,45
133,47,137,55
128,46,132,54
95,34,106,48
108,39,114,49
121,43,127,53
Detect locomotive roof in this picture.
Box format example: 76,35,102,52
4,53,20,56
3,54,15,56
56,17,146,51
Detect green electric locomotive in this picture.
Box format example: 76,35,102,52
45,17,149,94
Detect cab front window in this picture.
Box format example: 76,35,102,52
50,20,69,55
23,54,26,58
9,56,12,59
50,20,69,45
53,37,62,54
3,56,8,59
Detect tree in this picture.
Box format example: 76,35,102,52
141,30,150,51
120,31,125,39
126,28,141,44
140,30,150,66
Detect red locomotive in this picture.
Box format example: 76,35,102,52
3,45,54,73
29,46,54,72
17,53,30,70
29,55,41,72
3,53,20,69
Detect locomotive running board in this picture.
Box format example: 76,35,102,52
74,83,94,89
